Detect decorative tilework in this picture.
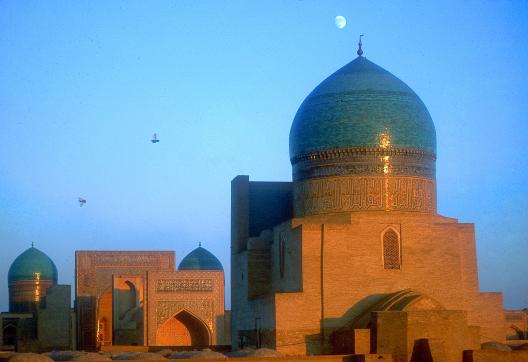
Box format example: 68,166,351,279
9,247,58,283
293,175,436,216
292,146,436,181
157,300,214,332
156,279,213,292
289,56,436,160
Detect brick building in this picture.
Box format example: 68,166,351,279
75,246,229,350
231,44,514,361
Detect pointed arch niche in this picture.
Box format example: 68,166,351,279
382,226,401,270
156,310,210,346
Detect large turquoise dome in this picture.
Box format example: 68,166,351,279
8,246,58,284
289,55,436,161
178,246,223,271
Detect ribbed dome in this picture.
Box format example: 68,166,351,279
178,246,223,271
289,56,436,161
8,246,58,284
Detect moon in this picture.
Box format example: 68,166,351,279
335,15,347,29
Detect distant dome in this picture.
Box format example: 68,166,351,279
8,246,58,284
178,246,223,271
289,56,436,162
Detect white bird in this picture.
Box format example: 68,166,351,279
78,197,86,207
151,133,159,143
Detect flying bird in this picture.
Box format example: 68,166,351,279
151,133,159,143
78,197,86,207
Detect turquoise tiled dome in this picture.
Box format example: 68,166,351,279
8,246,58,284
178,246,223,271
289,56,436,161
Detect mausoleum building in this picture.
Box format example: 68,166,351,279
231,46,509,361
1,246,73,352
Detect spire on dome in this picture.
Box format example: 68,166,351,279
357,34,364,56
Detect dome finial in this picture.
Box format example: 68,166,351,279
31,242,34,248
357,34,364,56
199,241,202,247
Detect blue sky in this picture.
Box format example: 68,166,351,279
0,1,527,310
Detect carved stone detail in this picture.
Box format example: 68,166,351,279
90,254,162,266
294,176,436,216
156,279,213,292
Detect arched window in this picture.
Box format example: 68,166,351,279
383,228,400,269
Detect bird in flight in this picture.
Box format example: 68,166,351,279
151,133,159,143
78,197,86,207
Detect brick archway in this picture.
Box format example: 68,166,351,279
156,310,210,346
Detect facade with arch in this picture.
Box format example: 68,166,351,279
75,249,228,350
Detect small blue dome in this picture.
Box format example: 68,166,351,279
178,246,223,271
289,56,436,161
8,246,58,284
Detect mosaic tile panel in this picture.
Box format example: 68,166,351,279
294,175,436,216
289,56,436,159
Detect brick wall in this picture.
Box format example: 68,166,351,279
231,182,506,356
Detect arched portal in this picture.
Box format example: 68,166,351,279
97,288,113,345
156,310,210,347
3,324,16,346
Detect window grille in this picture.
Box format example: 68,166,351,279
383,229,400,269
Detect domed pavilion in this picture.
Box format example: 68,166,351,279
2,245,72,351
8,245,58,313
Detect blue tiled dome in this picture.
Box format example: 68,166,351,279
178,246,223,271
289,56,436,161
8,246,58,284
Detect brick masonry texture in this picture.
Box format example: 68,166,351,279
231,178,506,358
